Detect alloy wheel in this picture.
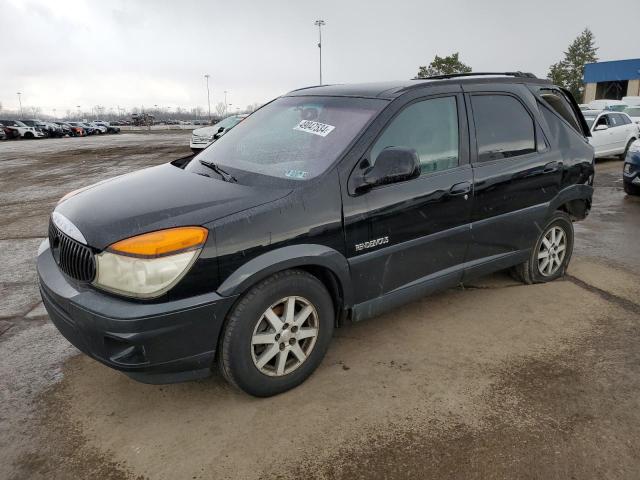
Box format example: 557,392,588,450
537,226,567,277
250,296,319,377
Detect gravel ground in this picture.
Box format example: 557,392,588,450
1,134,639,479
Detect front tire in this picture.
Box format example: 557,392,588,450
219,270,334,397
512,211,574,284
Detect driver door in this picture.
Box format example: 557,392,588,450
342,93,473,305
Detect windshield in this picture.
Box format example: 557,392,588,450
583,115,597,128
188,96,386,180
624,107,640,117
215,116,242,130
606,105,627,112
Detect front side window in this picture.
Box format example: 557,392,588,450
471,95,536,162
190,96,386,180
370,97,459,175
595,115,610,128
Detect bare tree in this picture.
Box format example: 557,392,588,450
215,102,226,116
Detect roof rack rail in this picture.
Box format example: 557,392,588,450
411,71,538,80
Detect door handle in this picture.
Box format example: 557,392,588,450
449,181,472,197
543,161,560,173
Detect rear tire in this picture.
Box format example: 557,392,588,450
511,211,574,284
219,269,334,397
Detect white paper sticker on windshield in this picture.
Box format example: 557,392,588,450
293,120,335,137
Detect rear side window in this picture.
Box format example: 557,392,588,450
617,114,631,125
370,96,459,175
539,89,582,133
471,94,536,162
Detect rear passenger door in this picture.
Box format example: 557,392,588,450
463,84,562,275
608,114,628,150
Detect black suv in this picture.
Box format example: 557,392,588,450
37,73,594,396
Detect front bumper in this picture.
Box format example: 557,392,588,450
37,239,237,384
623,153,640,194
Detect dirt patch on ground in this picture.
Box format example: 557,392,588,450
12,265,637,480
286,279,640,480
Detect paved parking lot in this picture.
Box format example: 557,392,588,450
1,134,639,480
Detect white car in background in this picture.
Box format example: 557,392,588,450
0,119,46,139
622,106,640,125
190,114,247,152
584,110,639,158
587,99,628,112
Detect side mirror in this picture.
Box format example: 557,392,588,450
217,126,225,133
594,124,608,131
356,147,420,192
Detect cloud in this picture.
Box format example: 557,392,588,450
1,0,639,115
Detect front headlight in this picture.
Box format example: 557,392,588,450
93,226,208,298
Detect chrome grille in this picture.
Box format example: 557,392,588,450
48,220,96,282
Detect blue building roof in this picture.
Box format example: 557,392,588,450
583,58,640,83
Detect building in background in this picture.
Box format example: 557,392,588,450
583,58,640,102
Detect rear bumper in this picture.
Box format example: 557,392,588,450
37,240,237,384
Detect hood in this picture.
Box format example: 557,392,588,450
55,163,291,250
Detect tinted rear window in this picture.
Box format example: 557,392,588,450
471,94,536,162
539,90,582,133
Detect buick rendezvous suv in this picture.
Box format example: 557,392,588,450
38,72,594,396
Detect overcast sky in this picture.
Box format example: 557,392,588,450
1,0,639,117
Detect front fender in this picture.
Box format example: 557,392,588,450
216,244,353,306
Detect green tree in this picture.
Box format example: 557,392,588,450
548,28,598,101
416,52,472,78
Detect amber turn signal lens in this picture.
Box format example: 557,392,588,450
109,227,208,258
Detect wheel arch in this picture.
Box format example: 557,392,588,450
216,244,354,317
548,184,593,221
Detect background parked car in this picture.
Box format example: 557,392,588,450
588,99,628,111
88,122,108,134
0,125,6,140
20,119,50,137
68,122,99,135
189,114,247,152
584,111,639,158
57,122,85,136
94,121,120,134
0,119,45,139
622,106,640,125
623,140,640,196
53,122,74,136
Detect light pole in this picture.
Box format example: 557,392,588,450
16,92,23,118
224,90,228,115
76,105,81,119
204,74,212,122
314,19,325,85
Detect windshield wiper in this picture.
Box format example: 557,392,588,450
199,159,237,183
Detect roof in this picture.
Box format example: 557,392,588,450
584,58,640,83
286,74,551,99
